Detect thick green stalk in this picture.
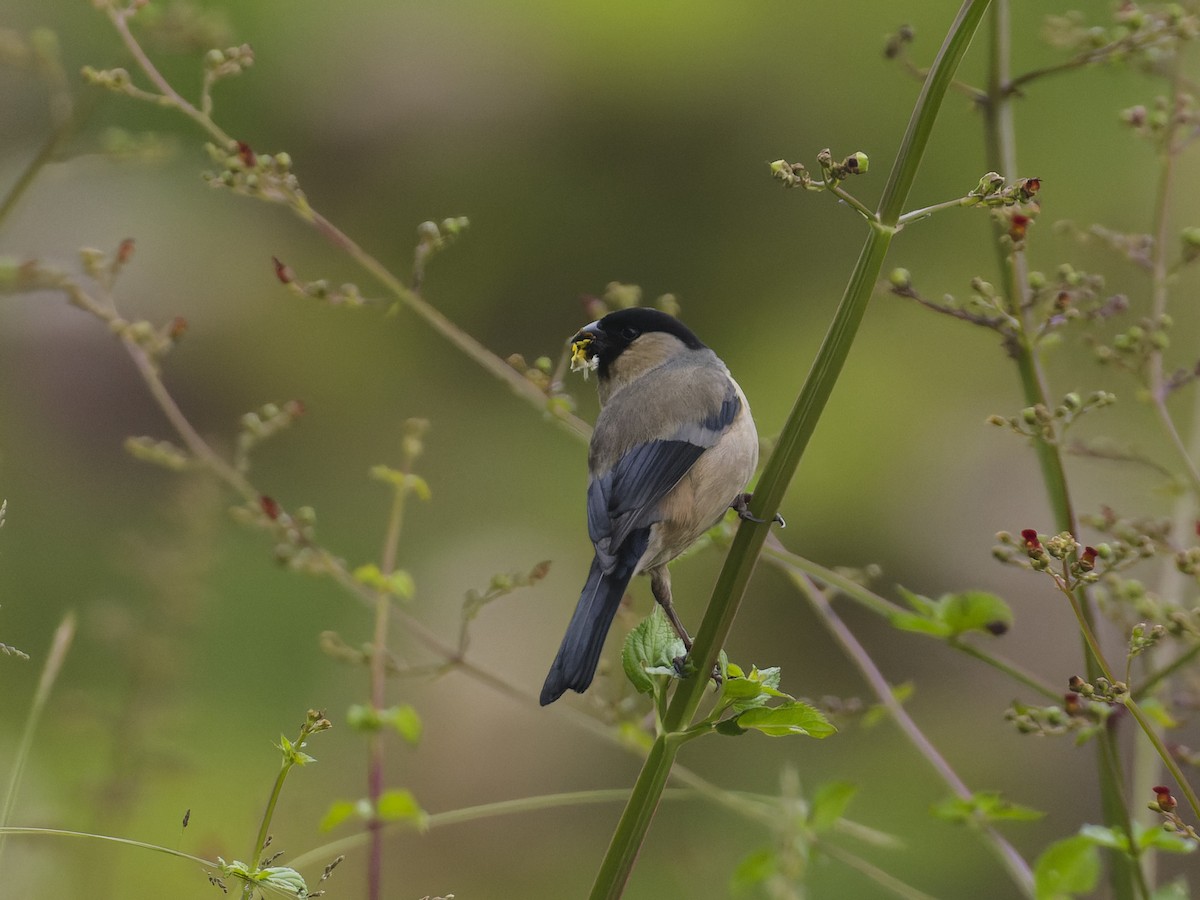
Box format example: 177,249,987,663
587,3,993,897
981,4,1140,897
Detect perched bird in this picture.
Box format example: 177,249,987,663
540,307,761,706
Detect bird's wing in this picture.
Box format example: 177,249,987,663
587,384,741,569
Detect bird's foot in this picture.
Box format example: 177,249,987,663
730,492,785,526
672,654,724,687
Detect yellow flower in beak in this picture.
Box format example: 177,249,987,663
570,336,599,379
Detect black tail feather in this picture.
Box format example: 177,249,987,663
540,556,636,705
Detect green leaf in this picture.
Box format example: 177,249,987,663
1078,824,1128,851
715,717,747,737
734,702,836,738
320,800,357,832
719,664,791,713
377,788,427,828
809,781,858,832
621,607,686,695
385,704,422,744
1034,834,1099,900
940,590,1013,636
890,586,1013,639
258,866,309,893
932,791,1044,824
729,847,776,894
897,586,938,616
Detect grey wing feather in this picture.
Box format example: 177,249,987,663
587,382,741,567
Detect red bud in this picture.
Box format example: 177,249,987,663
260,495,280,520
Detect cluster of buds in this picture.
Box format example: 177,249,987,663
1148,784,1199,841
1176,544,1200,577
202,140,305,208
202,43,253,81
1068,673,1128,702
1093,314,1172,368
1044,4,1199,64
415,216,469,255
506,352,556,393
1128,621,1167,658
769,150,869,190
994,530,1106,583
1122,92,1200,141
231,496,328,574
966,172,1041,208
235,400,306,469
817,148,869,184
272,257,373,307
1006,695,1111,737
81,64,134,93
124,435,192,471
987,390,1117,443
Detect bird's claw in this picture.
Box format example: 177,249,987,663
730,492,785,527
672,654,724,687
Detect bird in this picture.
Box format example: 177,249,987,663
540,306,762,706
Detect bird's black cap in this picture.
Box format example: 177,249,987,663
575,307,706,379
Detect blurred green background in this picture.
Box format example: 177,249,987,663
2,1,1199,897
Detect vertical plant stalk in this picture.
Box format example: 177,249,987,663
0,614,76,869
367,474,411,900
980,4,1141,897
588,3,994,897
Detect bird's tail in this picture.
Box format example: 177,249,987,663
540,555,636,705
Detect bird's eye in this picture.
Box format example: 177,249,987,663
620,326,640,341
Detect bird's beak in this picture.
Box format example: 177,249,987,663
569,321,601,378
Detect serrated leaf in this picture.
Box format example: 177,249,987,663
729,847,776,893
258,866,308,893
621,607,686,694
809,782,858,832
734,702,836,738
1034,834,1099,899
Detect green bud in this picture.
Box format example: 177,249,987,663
849,151,869,173
204,48,226,69
888,268,912,290
1027,270,1046,290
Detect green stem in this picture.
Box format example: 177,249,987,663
588,4,993,896
1123,697,1200,821
246,758,291,899
0,615,76,869
0,826,213,867
982,4,1141,896
588,734,684,900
